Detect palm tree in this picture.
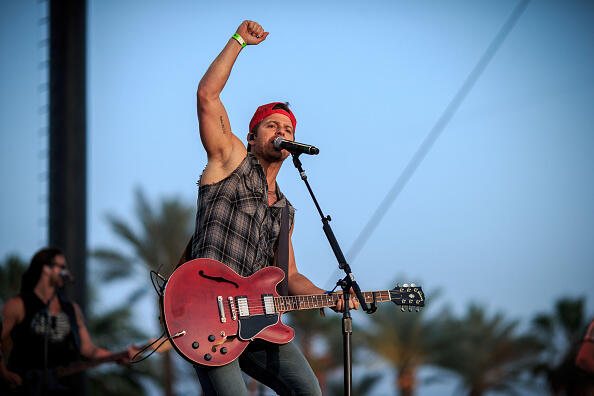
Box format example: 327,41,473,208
360,298,451,396
0,254,27,365
284,304,386,395
433,304,542,396
92,188,195,396
285,309,344,392
531,297,594,395
85,288,159,396
0,254,27,304
326,372,382,396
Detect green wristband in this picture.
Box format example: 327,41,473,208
232,33,247,48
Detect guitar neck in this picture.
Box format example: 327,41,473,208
275,290,391,312
54,350,128,378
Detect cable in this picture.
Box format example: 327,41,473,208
131,271,173,364
325,0,531,286
150,270,167,297
130,331,167,364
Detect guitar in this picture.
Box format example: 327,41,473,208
0,340,167,395
160,258,425,367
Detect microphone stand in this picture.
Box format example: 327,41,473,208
43,289,59,393
290,153,377,396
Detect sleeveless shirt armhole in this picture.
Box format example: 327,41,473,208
197,154,250,192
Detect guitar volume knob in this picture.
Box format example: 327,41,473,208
192,341,199,349
204,354,212,361
208,334,216,342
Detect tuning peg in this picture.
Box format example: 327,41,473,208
410,283,416,287
416,307,421,312
401,306,406,312
396,283,400,288
403,283,409,288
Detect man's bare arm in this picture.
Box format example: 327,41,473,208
74,304,139,365
286,224,359,312
197,21,268,179
287,247,325,296
0,298,24,387
73,303,112,360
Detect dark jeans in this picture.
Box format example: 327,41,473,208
194,340,322,396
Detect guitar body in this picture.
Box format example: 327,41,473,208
161,258,294,367
161,258,425,367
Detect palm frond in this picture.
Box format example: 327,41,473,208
0,254,27,303
93,187,195,396
90,248,137,281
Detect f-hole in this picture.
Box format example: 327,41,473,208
198,270,239,288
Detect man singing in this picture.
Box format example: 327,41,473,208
191,20,358,395
0,248,137,395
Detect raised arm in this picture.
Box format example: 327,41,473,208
197,21,268,183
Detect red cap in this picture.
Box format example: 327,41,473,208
249,102,297,132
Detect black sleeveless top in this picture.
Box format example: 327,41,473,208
7,291,80,376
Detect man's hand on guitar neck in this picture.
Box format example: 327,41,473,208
116,344,143,366
332,288,360,313
319,290,360,317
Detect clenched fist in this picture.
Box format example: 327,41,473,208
236,20,269,46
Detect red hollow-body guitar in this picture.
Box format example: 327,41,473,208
161,258,424,367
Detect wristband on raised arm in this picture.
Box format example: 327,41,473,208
232,33,247,48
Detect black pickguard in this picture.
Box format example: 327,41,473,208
238,314,279,340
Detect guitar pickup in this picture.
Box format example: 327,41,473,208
217,296,226,323
236,296,249,318
262,294,275,316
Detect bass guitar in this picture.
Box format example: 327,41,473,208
161,258,424,367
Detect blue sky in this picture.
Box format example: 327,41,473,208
1,0,593,393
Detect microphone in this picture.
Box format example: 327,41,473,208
273,137,319,155
59,269,75,282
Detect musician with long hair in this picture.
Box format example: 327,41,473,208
0,247,136,395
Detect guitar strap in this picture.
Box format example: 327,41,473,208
276,204,290,296
174,205,290,296
175,237,193,270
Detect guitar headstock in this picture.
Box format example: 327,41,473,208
389,284,425,312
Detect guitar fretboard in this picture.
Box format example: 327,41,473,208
274,291,392,312
55,350,128,378
53,340,154,378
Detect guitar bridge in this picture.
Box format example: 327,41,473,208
228,297,237,321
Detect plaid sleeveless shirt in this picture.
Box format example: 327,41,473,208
191,153,295,276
